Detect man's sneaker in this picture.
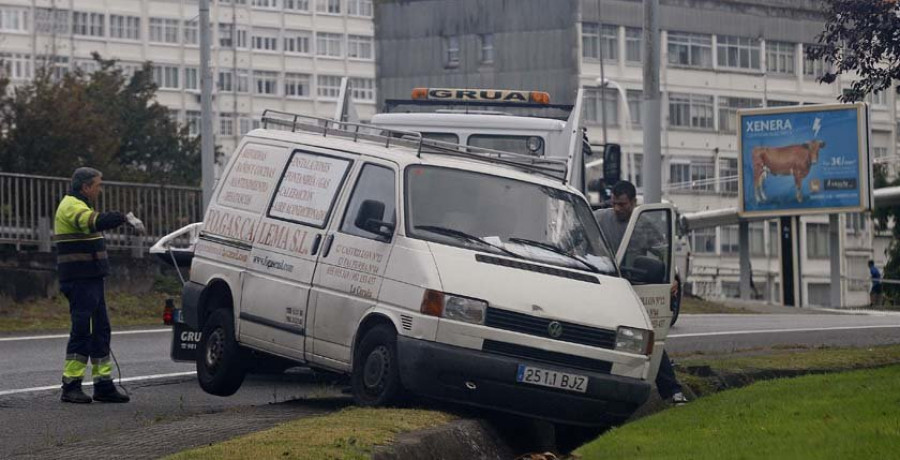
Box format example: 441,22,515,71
92,381,130,403
671,392,689,406
60,380,92,404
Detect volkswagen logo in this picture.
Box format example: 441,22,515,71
547,321,563,339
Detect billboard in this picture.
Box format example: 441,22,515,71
738,103,872,218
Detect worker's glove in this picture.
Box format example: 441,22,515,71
125,212,146,234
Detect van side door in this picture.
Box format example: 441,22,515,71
616,203,676,381
239,148,354,361
308,159,398,369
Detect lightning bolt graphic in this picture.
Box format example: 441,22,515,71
813,117,822,138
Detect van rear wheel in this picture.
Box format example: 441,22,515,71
197,309,247,396
352,324,404,406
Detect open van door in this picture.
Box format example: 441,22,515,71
616,203,676,381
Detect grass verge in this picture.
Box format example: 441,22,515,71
576,364,900,459
680,296,757,314
0,289,174,333
165,407,455,460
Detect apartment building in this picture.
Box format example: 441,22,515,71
0,0,376,155
375,0,896,307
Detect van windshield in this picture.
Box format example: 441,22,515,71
405,166,617,275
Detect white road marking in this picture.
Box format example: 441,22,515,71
669,324,900,339
0,371,197,397
0,328,170,343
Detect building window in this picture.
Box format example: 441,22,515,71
284,72,310,97
185,111,201,136
150,18,179,44
284,0,310,11
803,45,827,78
317,75,342,99
874,147,888,159
583,88,618,126
253,71,278,95
632,153,643,188
718,97,762,133
252,0,279,8
720,158,739,194
669,93,714,130
846,213,868,234
347,0,372,17
750,222,766,256
72,12,105,37
668,31,712,68
0,53,33,80
236,70,249,93
316,0,341,14
444,35,460,67
219,24,234,48
74,59,99,74
219,113,235,136
670,159,714,192
110,15,140,40
582,23,617,61
316,32,343,57
625,27,641,63
716,36,761,70
691,228,716,254
239,116,254,135
184,67,199,91
768,100,797,107
183,20,198,45
347,35,373,59
0,7,30,33
284,30,311,54
218,70,234,92
766,41,795,75
479,34,494,64
768,221,779,256
350,77,375,101
252,29,279,51
35,8,69,35
626,89,642,126
869,91,887,107
806,223,830,259
721,226,739,255
152,65,180,89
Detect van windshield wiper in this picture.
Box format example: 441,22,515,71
507,237,601,273
414,225,519,258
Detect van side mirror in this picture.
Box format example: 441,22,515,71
355,200,395,240
603,143,622,184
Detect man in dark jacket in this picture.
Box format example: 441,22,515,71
55,167,144,403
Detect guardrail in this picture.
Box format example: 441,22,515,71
0,172,203,253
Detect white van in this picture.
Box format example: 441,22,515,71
180,110,675,427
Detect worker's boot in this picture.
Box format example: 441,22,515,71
92,380,130,403
60,380,92,404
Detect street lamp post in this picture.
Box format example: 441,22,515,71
597,78,633,183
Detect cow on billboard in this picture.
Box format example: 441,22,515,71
752,140,825,203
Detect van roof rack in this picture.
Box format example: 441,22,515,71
259,110,569,183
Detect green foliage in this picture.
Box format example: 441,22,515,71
577,365,900,459
871,163,900,299
809,0,900,102
0,53,203,185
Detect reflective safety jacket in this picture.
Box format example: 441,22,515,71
53,194,126,282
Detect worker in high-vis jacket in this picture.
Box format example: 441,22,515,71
55,167,145,404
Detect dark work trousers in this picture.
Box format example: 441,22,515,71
656,349,683,399
61,278,111,363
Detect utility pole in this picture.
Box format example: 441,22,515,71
642,0,661,203
598,0,608,146
199,0,215,210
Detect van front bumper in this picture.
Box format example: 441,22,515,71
396,336,651,427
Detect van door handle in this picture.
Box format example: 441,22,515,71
310,234,322,256
322,234,335,258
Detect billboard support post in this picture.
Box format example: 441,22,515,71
739,221,751,300
829,214,842,308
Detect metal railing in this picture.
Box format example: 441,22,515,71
0,172,203,252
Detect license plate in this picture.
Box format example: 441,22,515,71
516,365,588,393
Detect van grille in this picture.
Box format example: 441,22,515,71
485,307,617,350
482,340,612,374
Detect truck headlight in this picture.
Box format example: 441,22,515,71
421,289,487,325
615,326,654,355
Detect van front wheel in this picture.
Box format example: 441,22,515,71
352,324,403,406
197,309,247,396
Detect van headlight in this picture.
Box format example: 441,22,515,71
615,326,654,355
421,289,487,325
